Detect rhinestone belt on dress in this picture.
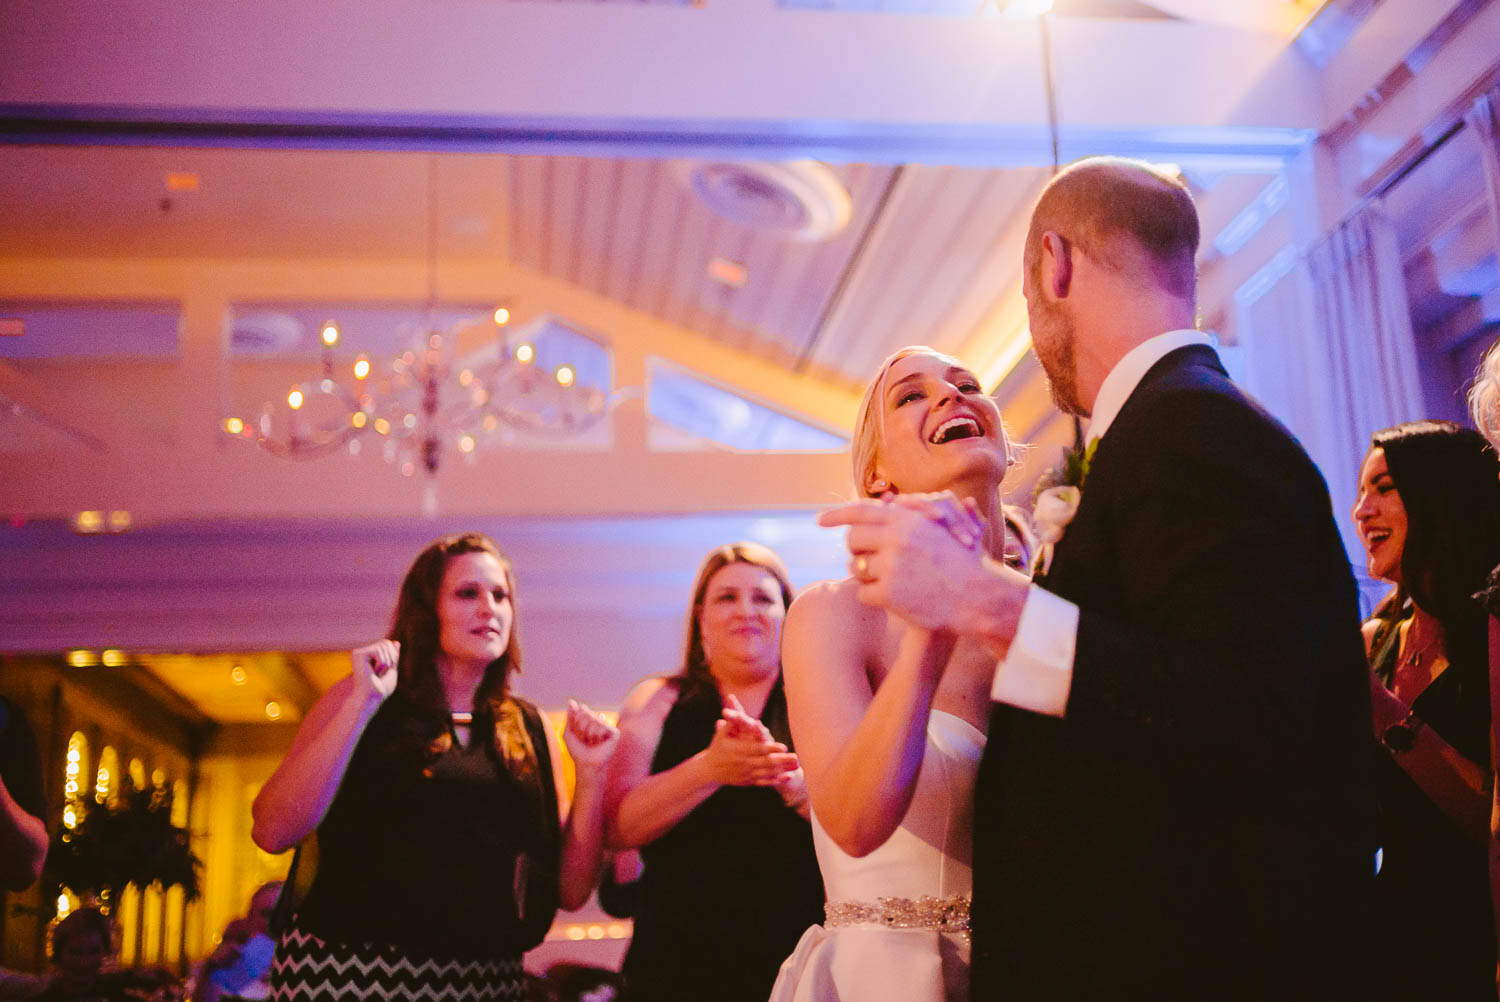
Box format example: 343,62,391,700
824,894,971,937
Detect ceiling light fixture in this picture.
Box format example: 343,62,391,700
224,158,620,515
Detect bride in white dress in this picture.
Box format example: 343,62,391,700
772,347,1012,1002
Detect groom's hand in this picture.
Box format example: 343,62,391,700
820,493,1028,648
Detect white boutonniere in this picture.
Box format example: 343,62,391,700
1031,438,1097,575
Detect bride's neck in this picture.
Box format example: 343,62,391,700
951,484,1006,560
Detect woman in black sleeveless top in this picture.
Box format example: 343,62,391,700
1352,422,1500,1000
608,543,825,1002
252,532,619,1002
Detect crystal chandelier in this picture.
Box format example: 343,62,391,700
228,307,613,477
223,157,616,511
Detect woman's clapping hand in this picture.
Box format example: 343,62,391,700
704,698,799,788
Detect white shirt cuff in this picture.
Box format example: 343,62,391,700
991,585,1078,717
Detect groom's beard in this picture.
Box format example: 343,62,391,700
1033,308,1085,416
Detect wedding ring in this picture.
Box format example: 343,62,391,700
853,555,871,581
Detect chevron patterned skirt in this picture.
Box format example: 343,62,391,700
269,923,525,1002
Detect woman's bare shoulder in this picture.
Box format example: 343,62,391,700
789,576,878,624
618,675,680,723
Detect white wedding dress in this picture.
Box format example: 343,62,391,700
769,709,985,1002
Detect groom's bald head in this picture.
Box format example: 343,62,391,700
1025,157,1200,303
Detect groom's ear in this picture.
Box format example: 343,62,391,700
1040,231,1073,300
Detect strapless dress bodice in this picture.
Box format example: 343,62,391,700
772,709,986,1002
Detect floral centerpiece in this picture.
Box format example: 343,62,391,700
43,779,201,917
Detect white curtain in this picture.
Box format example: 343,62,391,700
1235,203,1425,610
1466,86,1500,281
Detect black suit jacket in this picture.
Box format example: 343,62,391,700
971,345,1376,1000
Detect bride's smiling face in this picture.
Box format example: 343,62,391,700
864,352,1008,497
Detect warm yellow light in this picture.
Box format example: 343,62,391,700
287,389,304,410
458,435,476,454
374,418,391,436
63,808,76,829
587,925,605,940
151,768,165,786
353,357,371,380
101,649,126,667
352,411,368,429
554,364,576,387
67,649,98,668
57,893,70,916
458,369,473,387
493,307,511,326
230,665,247,685
320,321,341,347
567,926,587,941
515,343,535,364
74,510,103,534
707,256,748,288
67,748,80,764
265,701,282,721
106,510,131,533
223,417,244,435
606,923,628,939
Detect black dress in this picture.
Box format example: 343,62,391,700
1370,612,1495,1001
271,691,559,1002
622,679,824,1002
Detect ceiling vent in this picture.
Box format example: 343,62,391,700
677,161,852,242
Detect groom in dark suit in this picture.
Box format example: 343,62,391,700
824,158,1375,999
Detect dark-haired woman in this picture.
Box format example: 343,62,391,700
252,532,618,1002
606,543,824,1002
1352,421,1500,1000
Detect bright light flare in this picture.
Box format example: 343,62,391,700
287,389,304,410
354,357,371,380
554,364,576,387
320,321,341,347
515,343,535,364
